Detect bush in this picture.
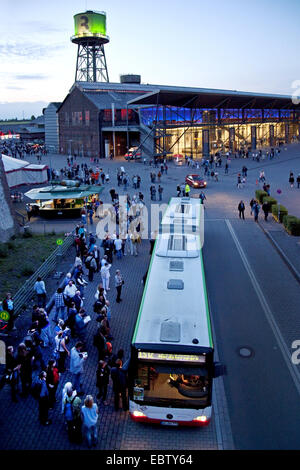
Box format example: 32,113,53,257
282,215,300,236
22,229,33,238
7,241,15,250
21,265,35,277
271,204,288,223
255,190,268,204
262,196,277,207
0,244,8,258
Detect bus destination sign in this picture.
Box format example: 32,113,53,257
138,351,206,363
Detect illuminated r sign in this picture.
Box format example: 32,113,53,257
80,15,89,31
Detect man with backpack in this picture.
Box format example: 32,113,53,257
63,385,82,443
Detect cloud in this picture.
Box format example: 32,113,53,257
14,74,48,80
21,21,68,34
6,86,25,90
0,41,65,60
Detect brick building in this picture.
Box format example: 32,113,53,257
56,78,300,161
57,79,155,159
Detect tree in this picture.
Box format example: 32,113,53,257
31,115,36,120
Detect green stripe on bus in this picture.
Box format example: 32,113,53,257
199,203,213,348
200,248,213,348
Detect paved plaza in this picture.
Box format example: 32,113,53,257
1,143,300,450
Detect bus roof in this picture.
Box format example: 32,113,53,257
132,198,212,350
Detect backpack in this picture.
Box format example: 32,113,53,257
64,395,76,422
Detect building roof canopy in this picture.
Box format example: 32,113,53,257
128,89,300,110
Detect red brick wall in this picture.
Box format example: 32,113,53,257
58,87,100,158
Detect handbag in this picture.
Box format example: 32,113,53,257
53,349,60,360
53,340,61,360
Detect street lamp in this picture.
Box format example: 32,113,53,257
277,189,282,222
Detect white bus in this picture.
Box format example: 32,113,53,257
128,197,221,427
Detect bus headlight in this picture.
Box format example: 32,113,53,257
133,411,146,418
193,416,208,423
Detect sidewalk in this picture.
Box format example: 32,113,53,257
258,216,300,283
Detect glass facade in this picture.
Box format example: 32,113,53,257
140,106,300,158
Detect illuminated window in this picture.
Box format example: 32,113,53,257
85,110,90,126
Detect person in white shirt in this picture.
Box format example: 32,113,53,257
34,277,47,307
114,235,122,260
100,255,108,268
100,262,111,291
64,281,77,307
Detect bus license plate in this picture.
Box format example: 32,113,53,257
161,421,179,427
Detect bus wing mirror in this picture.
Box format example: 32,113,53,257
213,362,226,378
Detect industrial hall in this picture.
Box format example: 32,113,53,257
44,10,300,160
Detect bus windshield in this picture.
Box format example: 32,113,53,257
133,362,210,408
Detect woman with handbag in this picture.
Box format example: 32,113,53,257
115,270,124,304
54,330,70,373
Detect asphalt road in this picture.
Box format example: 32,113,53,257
204,218,300,449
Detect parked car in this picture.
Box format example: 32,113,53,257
185,174,207,188
124,147,141,160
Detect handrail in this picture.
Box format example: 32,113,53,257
14,210,26,227
12,231,75,317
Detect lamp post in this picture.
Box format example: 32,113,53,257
277,189,282,222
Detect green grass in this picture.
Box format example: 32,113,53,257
0,233,64,300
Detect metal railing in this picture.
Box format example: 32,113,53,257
14,210,26,227
12,231,75,317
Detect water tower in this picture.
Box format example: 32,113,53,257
71,10,110,82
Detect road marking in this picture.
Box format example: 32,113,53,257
225,219,300,397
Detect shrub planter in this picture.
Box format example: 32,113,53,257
262,196,277,207
282,215,300,236
255,190,268,204
272,204,288,223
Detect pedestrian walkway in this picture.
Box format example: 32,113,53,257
1,142,300,450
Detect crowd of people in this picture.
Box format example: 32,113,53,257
0,140,46,160
1,218,142,447
1,138,300,449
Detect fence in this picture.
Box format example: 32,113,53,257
12,231,75,317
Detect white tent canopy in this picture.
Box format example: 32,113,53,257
1,154,48,188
